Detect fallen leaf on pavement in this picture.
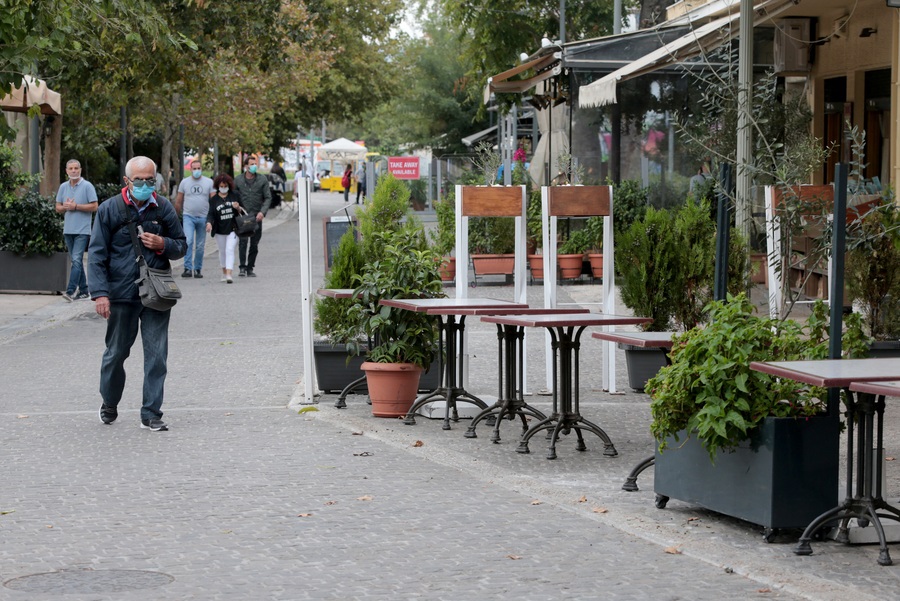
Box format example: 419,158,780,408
577,495,588,503
324,501,337,506
412,440,424,447
664,546,681,555
591,507,608,514
224,412,233,416
887,456,895,461
17,415,28,419
506,555,522,560
353,452,373,457
530,500,542,505
352,431,363,436
1,510,15,515
357,495,373,501
297,513,313,518
687,517,700,522
297,406,319,414
757,589,771,593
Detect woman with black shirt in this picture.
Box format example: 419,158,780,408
206,173,243,283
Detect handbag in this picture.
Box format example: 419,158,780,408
234,208,258,238
118,198,182,311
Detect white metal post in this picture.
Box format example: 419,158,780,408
298,176,317,402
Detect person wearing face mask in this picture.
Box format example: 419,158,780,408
87,156,187,432
175,158,214,278
206,174,243,283
55,159,99,301
233,154,271,277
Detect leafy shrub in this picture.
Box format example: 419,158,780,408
0,190,66,255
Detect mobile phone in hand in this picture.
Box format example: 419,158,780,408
137,225,145,236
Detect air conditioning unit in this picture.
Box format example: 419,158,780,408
774,18,811,74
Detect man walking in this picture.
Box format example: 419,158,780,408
55,159,98,301
88,156,186,432
234,155,271,277
175,158,214,278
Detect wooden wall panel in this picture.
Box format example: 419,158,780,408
460,186,524,216
548,186,611,217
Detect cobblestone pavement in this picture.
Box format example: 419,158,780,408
0,193,896,600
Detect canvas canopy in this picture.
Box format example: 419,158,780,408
0,76,62,115
316,137,367,160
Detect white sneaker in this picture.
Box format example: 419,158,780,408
221,276,227,282
226,276,233,284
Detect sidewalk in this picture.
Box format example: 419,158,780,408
0,192,895,600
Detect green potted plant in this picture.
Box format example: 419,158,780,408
0,143,68,292
647,294,869,531
846,190,900,354
616,198,750,390
312,229,367,393
556,226,591,280
349,224,445,417
430,198,456,282
584,215,604,279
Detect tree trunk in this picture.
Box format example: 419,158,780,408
40,114,61,196
640,0,670,27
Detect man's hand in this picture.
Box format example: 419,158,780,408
206,223,212,233
256,212,264,223
138,232,165,251
64,198,76,211
95,297,110,319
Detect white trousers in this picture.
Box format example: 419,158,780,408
215,232,237,270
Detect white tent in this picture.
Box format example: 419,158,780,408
317,137,367,160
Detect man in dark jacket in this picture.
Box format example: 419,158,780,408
234,155,272,277
88,156,187,431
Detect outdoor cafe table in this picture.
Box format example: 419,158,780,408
443,307,591,444
378,297,528,430
480,313,652,459
590,331,676,491
749,358,900,566
316,289,364,408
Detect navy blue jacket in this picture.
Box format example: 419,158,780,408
88,189,187,302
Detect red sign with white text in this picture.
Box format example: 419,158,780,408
388,156,420,180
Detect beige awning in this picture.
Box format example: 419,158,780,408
0,76,62,115
484,52,560,104
578,0,796,108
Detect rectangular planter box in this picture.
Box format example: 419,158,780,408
622,345,669,392
314,343,441,394
654,415,839,529
0,250,70,293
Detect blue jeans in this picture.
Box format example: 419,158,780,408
63,233,89,295
183,214,207,272
99,301,171,421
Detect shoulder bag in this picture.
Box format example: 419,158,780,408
233,207,258,238
118,197,182,311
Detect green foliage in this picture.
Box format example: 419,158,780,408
469,216,515,254
0,190,66,256
612,179,648,239
356,173,414,261
617,206,677,331
584,215,604,252
0,143,37,206
846,192,900,340
558,228,592,255
313,230,365,342
648,295,869,462
430,198,456,256
347,225,444,369
617,200,750,331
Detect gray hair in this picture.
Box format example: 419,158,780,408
124,156,157,179
65,159,81,168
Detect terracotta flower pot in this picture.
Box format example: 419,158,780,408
587,253,603,279
361,361,423,418
528,254,544,279
557,254,585,280
438,256,455,282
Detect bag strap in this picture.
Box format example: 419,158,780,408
117,196,147,267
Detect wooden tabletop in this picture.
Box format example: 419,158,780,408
749,358,900,388
481,313,652,328
591,331,675,348
380,297,528,314
451,307,590,317
849,380,900,397
316,288,354,299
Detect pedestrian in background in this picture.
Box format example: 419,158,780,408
234,155,271,277
176,158,214,278
88,156,186,432
55,159,98,301
355,162,366,204
207,174,243,283
341,163,353,203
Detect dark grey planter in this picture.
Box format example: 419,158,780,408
654,415,839,530
0,251,70,293
314,343,441,394
621,344,669,391
868,340,900,358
